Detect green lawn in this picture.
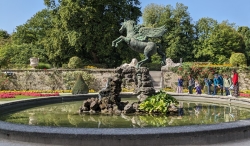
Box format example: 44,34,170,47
0,95,36,101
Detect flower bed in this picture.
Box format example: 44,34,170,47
239,93,250,97
0,90,71,93
0,93,15,99
0,91,60,99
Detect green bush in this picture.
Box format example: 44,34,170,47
61,64,69,69
72,74,89,94
68,56,83,69
36,62,51,69
139,91,178,113
1,64,29,69
143,63,162,71
230,53,247,67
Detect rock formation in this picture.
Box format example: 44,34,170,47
79,65,155,114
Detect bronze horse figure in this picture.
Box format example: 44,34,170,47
112,20,166,68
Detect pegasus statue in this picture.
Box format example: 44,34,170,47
112,20,167,68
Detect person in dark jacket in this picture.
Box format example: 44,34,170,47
176,76,183,93
188,75,195,94
204,78,213,95
212,74,223,95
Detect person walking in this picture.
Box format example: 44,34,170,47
204,78,212,95
217,74,224,95
194,79,202,94
188,75,195,94
223,74,232,96
212,74,223,95
176,76,184,93
232,69,239,97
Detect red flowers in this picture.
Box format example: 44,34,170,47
0,92,60,99
0,93,15,98
239,93,250,97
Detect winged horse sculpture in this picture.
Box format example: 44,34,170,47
112,20,167,68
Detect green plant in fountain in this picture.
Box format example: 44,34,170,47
139,91,178,113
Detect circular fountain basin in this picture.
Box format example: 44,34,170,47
1,93,250,145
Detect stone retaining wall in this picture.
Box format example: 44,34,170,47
2,68,250,91
162,70,250,91
2,69,115,91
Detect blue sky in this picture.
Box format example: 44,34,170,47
0,0,250,33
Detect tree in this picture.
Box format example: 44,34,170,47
237,26,250,65
0,29,11,47
142,3,195,63
43,0,142,67
193,17,218,61
0,43,34,66
142,3,165,27
11,9,52,62
197,22,245,64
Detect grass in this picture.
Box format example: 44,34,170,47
0,95,36,101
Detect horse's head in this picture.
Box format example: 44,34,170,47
119,20,136,34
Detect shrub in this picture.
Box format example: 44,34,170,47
143,63,162,71
68,56,83,69
36,62,51,69
72,74,89,94
61,64,69,69
230,53,247,67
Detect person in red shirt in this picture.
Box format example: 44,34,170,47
232,69,239,97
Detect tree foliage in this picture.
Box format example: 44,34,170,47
0,29,11,47
238,26,250,64
194,21,245,64
2,2,250,68
142,3,195,63
42,0,142,67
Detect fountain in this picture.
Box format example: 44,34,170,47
2,94,250,145
1,19,250,145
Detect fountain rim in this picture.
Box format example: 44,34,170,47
1,93,250,145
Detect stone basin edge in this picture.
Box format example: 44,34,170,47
1,93,250,145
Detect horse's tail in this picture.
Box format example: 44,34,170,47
156,43,166,66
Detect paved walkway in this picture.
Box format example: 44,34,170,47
1,137,250,146
0,138,60,146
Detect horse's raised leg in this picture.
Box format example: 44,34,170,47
112,36,122,47
112,36,126,47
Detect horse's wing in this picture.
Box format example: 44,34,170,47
138,25,167,39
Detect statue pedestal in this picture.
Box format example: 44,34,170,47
135,67,155,102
